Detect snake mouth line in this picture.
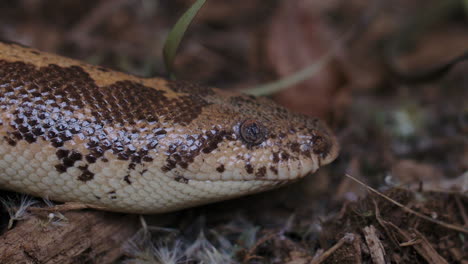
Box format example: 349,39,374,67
185,178,299,184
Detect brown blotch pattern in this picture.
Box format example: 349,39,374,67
162,129,233,172
0,60,212,183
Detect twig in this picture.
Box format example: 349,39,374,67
372,199,400,247
454,195,468,227
310,233,356,264
399,238,422,247
243,232,276,263
345,174,468,234
386,222,449,264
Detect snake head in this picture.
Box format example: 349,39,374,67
166,87,340,181
139,81,340,212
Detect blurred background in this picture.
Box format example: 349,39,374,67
0,0,467,263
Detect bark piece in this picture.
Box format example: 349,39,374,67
0,210,139,264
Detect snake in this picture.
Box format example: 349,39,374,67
0,41,339,214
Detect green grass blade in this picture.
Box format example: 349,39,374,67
163,0,207,78
244,52,334,96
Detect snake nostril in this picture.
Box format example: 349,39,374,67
312,134,331,157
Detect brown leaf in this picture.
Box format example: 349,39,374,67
266,0,343,119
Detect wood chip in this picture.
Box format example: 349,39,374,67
362,225,386,264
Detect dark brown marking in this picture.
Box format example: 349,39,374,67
162,159,176,172
108,190,117,199
245,164,254,174
55,164,67,173
174,175,189,184
290,142,300,153
124,175,132,185
85,154,97,163
142,155,153,162
272,152,280,163
255,166,267,178
312,134,331,156
69,151,82,162
78,169,94,182
270,166,278,175
201,130,226,154
78,166,94,182
62,157,75,167
216,164,225,173
56,149,69,159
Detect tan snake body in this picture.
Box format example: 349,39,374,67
0,41,338,213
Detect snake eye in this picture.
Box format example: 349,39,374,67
240,119,266,145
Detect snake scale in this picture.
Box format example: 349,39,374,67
0,41,338,213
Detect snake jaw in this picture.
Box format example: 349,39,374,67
318,134,340,167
